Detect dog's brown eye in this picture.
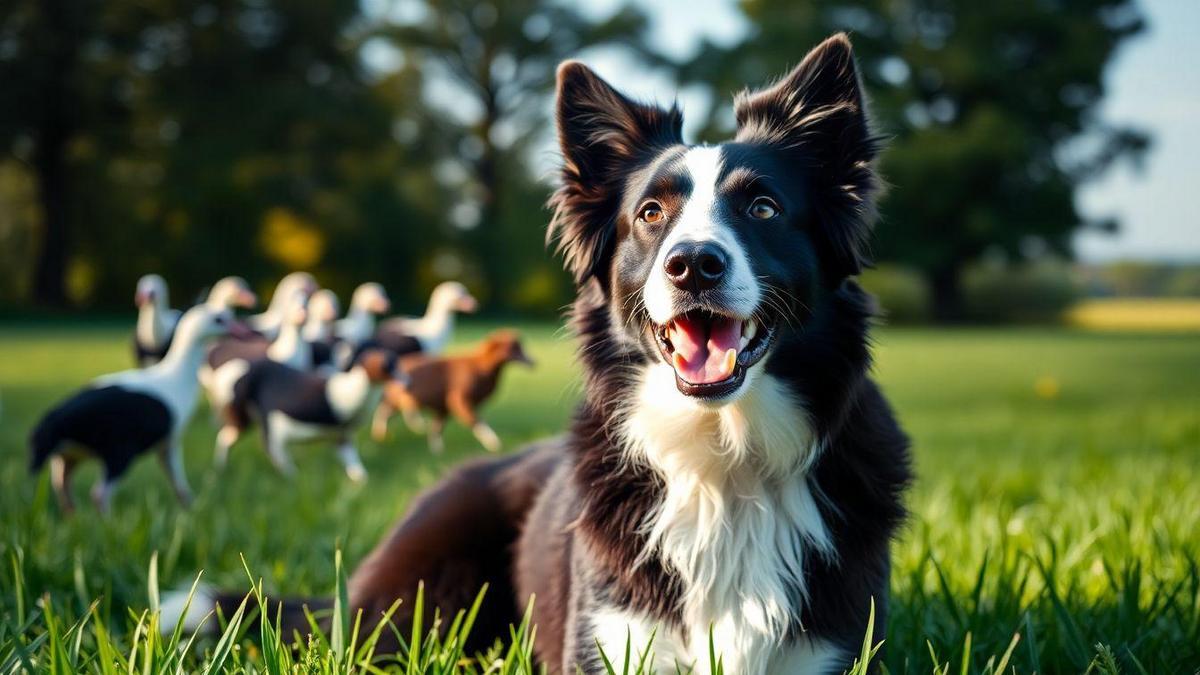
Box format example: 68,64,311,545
749,197,779,220
638,202,665,224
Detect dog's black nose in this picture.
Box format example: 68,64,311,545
664,242,728,292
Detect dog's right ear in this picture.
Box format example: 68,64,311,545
549,61,683,287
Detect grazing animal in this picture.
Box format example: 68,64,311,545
133,274,181,366
372,330,533,453
133,275,257,366
165,35,911,675
200,289,310,420
31,307,243,513
214,349,405,480
374,281,477,356
245,272,317,339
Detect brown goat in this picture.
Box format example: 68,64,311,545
372,330,533,453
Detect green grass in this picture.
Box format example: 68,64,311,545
0,321,1197,672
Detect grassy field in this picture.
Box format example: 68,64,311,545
0,320,1197,672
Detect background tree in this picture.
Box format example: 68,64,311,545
0,0,459,311
677,0,1149,319
0,0,130,306
373,0,658,309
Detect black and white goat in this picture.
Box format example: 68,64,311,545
30,306,243,513
200,288,310,419
216,349,405,481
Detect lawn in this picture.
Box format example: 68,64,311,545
0,321,1197,673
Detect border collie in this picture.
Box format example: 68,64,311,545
169,33,911,675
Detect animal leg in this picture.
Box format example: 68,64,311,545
400,406,426,434
214,425,241,469
448,391,499,453
160,439,193,507
371,402,393,442
90,478,116,515
427,416,445,455
388,384,425,434
472,422,502,453
49,455,78,514
92,454,133,515
336,440,368,483
264,418,297,477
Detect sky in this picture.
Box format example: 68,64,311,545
1073,0,1200,262
367,0,1200,263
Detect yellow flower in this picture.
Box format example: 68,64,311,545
1034,375,1060,400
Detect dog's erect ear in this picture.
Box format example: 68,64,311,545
549,61,683,286
735,33,882,281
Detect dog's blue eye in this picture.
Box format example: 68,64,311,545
749,197,779,220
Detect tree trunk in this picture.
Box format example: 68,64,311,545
929,262,966,323
32,122,70,307
471,82,502,299
31,0,74,307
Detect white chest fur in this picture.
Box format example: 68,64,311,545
603,364,840,674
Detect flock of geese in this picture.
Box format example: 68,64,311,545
29,273,489,513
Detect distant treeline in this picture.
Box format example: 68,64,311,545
0,0,1149,321
862,260,1200,324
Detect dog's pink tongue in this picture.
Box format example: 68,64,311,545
670,316,742,384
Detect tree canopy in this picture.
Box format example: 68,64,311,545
0,0,1150,320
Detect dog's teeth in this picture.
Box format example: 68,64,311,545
673,353,688,372
723,348,737,377
744,320,757,341
739,336,749,351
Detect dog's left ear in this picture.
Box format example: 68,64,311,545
549,61,683,287
735,33,882,281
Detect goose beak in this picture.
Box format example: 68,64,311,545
236,289,258,309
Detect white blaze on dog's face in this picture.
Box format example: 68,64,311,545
550,34,880,405
640,146,762,324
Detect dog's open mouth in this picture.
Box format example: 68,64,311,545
654,309,775,399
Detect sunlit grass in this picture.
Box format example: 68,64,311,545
0,321,1197,672
1065,298,1200,331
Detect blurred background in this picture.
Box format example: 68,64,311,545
1,0,1197,326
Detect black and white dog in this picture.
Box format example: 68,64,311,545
167,34,911,675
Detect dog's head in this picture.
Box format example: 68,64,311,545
549,34,881,405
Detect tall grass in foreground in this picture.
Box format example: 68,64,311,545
0,547,1168,674
1,550,546,674
1,324,1198,672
